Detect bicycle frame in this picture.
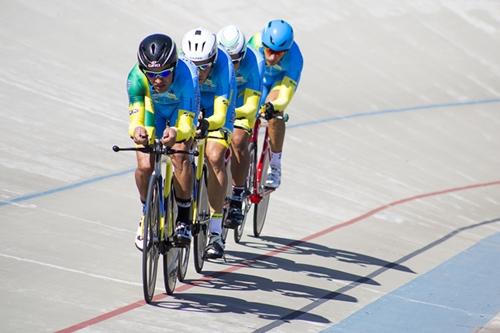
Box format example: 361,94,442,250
160,155,174,240
249,117,275,204
191,138,208,223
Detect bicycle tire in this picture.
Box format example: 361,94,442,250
234,142,257,243
193,166,209,273
163,187,179,295
221,207,229,243
177,244,189,282
253,147,271,237
143,174,161,303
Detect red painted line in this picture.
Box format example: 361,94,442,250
55,179,500,332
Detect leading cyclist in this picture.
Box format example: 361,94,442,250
127,34,200,250
217,25,264,227
248,19,303,189
181,27,236,259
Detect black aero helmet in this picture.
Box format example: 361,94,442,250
137,34,178,71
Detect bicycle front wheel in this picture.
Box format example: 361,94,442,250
253,147,271,237
177,244,190,282
163,188,179,295
193,166,209,273
143,174,161,303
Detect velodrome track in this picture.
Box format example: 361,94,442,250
1,1,500,332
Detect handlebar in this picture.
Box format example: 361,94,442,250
112,141,199,156
258,112,289,122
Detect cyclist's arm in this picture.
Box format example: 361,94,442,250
206,95,229,130
236,48,263,119
128,97,145,137
173,60,200,141
175,110,196,141
271,44,303,112
235,88,261,119
127,66,155,139
268,76,297,112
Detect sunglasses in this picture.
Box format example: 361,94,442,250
231,51,246,65
142,67,174,80
196,62,213,71
263,46,286,57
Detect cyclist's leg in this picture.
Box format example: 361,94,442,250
204,129,231,258
265,86,286,152
228,119,253,227
135,151,155,203
206,130,230,216
231,120,253,187
264,84,286,188
134,150,154,250
170,112,194,244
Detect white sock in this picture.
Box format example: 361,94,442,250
209,214,223,235
270,152,282,169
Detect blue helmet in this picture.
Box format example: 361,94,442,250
261,19,294,51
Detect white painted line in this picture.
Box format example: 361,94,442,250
0,253,141,287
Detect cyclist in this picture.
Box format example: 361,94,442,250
248,19,303,189
217,25,264,228
181,27,236,259
127,33,200,250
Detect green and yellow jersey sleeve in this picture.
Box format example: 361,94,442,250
127,64,155,141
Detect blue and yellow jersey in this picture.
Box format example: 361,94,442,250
127,57,200,142
234,46,264,121
248,32,303,112
199,46,236,132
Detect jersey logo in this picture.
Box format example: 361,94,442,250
235,74,248,86
151,90,179,104
129,108,139,116
202,79,216,89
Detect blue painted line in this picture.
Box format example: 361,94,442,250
288,98,500,129
323,232,500,333
0,168,135,208
2,98,500,208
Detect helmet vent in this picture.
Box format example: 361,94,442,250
151,44,156,54
202,41,206,51
195,30,202,35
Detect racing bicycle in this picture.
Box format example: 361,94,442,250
112,140,197,302
222,112,288,242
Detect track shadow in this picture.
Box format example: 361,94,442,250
222,250,380,285
154,270,357,323
153,292,332,323
185,270,358,301
237,235,414,273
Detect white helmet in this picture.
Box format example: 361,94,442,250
217,25,246,61
182,27,218,63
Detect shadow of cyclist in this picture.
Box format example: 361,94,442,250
221,250,381,285
154,271,356,324
185,270,360,300
238,235,414,273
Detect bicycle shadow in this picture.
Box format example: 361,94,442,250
185,270,358,301
153,292,331,323
222,250,380,285
153,270,356,323
237,235,414,273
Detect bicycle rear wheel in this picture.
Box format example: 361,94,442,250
235,142,257,243
253,147,271,237
193,166,209,273
163,188,179,295
143,174,161,303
